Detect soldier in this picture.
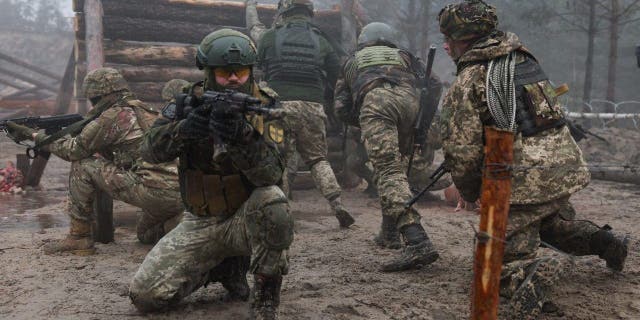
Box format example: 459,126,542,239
161,79,190,103
438,1,630,318
128,29,293,320
334,22,442,270
6,68,183,253
246,0,355,228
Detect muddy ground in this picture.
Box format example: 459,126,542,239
0,134,639,320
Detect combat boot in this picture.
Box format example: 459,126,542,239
330,197,355,228
373,215,401,249
592,229,630,271
250,275,282,320
380,224,439,272
504,263,547,320
43,218,95,255
208,256,251,301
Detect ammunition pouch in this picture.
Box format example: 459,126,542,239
514,53,566,137
183,170,250,217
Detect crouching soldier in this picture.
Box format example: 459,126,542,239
128,29,293,320
6,68,183,254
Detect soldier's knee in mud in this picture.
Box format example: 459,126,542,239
246,187,293,251
129,286,173,313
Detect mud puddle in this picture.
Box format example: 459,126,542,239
0,192,67,230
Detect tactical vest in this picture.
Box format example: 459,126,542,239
347,46,417,106
109,99,159,169
512,52,566,137
178,82,284,219
265,21,325,92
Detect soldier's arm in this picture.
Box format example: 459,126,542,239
34,107,129,162
227,135,284,187
440,69,485,202
140,117,183,164
246,0,267,42
321,36,341,88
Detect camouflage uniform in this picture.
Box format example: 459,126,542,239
247,0,354,228
128,29,292,320
439,2,629,317
34,68,182,251
335,22,441,270
161,79,190,102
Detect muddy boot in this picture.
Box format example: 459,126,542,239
250,275,282,320
373,215,401,249
380,224,439,272
330,198,355,228
43,218,95,255
592,229,630,271
505,264,547,320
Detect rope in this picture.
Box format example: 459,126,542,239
486,52,517,131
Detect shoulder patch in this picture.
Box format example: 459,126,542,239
258,84,279,100
267,122,285,144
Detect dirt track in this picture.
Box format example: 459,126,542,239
0,136,639,320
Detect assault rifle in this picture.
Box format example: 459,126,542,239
405,163,448,209
174,89,281,160
1,114,84,158
407,46,437,177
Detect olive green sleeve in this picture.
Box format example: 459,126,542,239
36,107,126,162
334,58,358,127
440,68,486,202
140,118,184,164
320,36,341,88
246,0,267,42
227,136,284,187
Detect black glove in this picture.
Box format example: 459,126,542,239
209,100,254,144
178,106,210,139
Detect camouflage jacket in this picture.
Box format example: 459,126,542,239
441,32,590,204
140,82,285,214
35,92,179,190
334,46,422,127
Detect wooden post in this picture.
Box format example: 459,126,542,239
25,152,51,187
92,190,114,244
471,127,514,320
15,154,30,188
85,0,104,72
54,52,77,115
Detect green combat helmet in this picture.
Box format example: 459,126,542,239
438,0,498,41
357,22,400,48
196,29,257,69
83,67,129,100
161,79,190,102
277,0,314,17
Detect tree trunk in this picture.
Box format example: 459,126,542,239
419,0,432,61
340,0,358,54
406,0,418,54
606,0,620,107
582,0,596,107
85,0,104,72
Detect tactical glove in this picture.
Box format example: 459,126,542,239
209,101,254,145
6,122,37,142
177,106,210,139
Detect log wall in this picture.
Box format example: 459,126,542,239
70,0,341,103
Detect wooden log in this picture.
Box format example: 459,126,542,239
15,154,30,188
92,190,114,244
0,50,60,80
0,100,56,112
74,13,86,41
85,0,104,72
128,82,166,102
0,66,58,92
101,0,341,36
74,39,86,63
54,52,77,115
0,77,28,90
2,87,45,100
104,40,196,67
103,16,245,44
74,62,88,114
107,64,201,83
25,152,50,187
471,127,514,320
590,167,640,185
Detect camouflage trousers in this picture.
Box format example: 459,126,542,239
359,83,421,229
281,100,341,200
129,186,293,312
499,197,603,319
69,157,182,244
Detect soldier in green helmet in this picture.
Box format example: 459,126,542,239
245,0,355,228
438,0,630,318
161,78,190,102
334,22,444,269
128,29,292,320
5,67,183,253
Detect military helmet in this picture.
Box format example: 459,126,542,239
196,29,257,70
357,22,399,47
83,67,129,99
278,0,314,17
438,0,498,41
161,79,190,102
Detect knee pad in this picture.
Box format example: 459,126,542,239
258,202,294,251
